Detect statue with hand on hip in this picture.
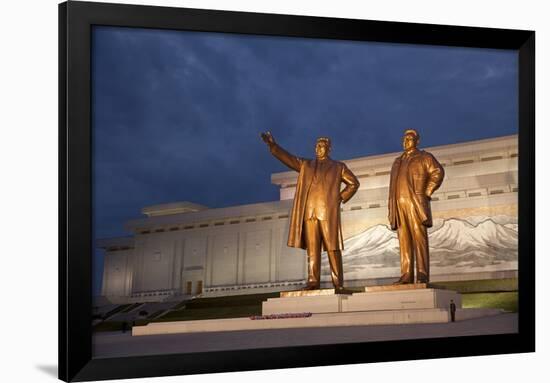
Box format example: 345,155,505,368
388,129,444,284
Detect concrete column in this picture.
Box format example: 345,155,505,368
238,231,246,284
206,235,214,286
126,254,133,297
269,228,277,282
124,251,131,296
273,226,284,282
167,238,175,290
136,241,146,293
172,238,183,291
131,246,141,293
101,254,109,296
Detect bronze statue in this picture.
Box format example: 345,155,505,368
388,129,444,284
261,132,360,292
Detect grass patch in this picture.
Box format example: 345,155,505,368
430,278,517,293
93,319,149,332
462,292,517,312
120,302,142,313
183,293,279,309
152,293,279,322
147,309,167,319
102,304,131,319
153,304,262,322
171,300,188,310
94,293,281,328
93,321,125,332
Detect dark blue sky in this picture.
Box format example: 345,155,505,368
92,26,517,295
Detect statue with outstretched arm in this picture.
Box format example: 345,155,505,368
261,131,360,292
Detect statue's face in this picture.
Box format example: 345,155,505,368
402,133,418,151
315,141,330,159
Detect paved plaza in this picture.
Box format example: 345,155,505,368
93,313,517,358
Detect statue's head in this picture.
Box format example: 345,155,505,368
402,129,419,151
315,137,331,159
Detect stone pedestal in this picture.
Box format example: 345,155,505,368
132,307,507,336
262,286,462,315
262,288,351,315
132,286,506,336
342,285,461,312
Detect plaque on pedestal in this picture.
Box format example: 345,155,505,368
280,288,354,298
364,283,430,292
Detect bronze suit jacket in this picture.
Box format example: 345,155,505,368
269,143,360,251
388,149,444,230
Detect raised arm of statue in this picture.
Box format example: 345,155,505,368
260,131,303,172
340,164,360,203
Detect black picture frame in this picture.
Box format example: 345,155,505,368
59,1,535,381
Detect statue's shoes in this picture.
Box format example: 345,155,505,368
303,284,320,290
416,273,429,284
334,287,353,295
393,273,413,284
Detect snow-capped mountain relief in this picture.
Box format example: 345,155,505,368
321,216,518,279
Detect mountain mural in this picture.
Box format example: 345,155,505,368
321,215,518,279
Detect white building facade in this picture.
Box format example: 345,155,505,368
98,135,518,303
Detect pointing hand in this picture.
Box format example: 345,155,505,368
261,131,275,145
